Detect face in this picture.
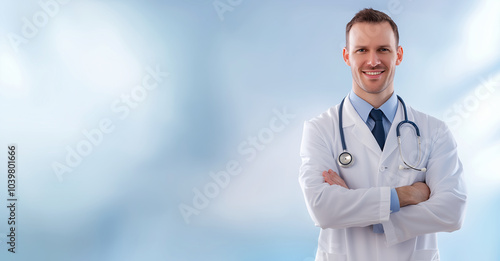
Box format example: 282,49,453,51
343,22,403,97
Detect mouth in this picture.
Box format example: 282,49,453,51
362,70,385,79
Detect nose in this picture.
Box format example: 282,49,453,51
367,52,381,67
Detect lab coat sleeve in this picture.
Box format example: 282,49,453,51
299,120,391,229
381,123,467,246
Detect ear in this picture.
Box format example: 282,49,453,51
342,47,350,66
395,46,403,65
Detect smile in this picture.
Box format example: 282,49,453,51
363,71,384,75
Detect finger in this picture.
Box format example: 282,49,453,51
322,171,330,183
330,174,348,188
338,179,348,188
324,175,335,185
332,177,344,186
328,169,340,178
323,170,345,187
328,176,341,186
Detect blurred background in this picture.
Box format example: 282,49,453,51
0,0,499,260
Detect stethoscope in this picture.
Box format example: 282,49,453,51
337,95,427,172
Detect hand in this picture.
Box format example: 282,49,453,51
322,169,349,189
395,182,430,207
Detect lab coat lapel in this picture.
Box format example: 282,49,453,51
343,98,381,155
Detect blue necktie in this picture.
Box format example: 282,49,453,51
369,109,385,150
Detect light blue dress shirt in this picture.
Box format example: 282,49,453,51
348,90,400,233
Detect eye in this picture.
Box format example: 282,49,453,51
380,48,390,52
356,49,366,53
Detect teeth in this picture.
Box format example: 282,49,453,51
365,71,382,75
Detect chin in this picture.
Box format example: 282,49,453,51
360,86,387,94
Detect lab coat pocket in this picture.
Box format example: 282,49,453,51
410,249,440,260
396,167,426,186
318,229,347,256
315,249,348,261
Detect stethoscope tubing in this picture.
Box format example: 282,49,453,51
337,95,425,171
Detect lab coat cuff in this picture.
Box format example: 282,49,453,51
382,220,398,246
390,188,400,213
379,187,391,222
374,189,397,234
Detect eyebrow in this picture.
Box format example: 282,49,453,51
354,45,393,49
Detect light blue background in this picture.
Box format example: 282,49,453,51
0,0,499,260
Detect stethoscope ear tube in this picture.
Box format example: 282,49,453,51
397,130,425,172
396,120,420,137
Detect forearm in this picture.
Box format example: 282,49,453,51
382,189,467,245
301,178,392,229
395,182,430,207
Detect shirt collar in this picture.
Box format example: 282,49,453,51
348,90,398,123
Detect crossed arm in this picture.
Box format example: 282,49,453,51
300,120,466,245
322,169,430,207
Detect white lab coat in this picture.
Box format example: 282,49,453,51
299,96,467,261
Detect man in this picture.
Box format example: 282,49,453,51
299,8,467,261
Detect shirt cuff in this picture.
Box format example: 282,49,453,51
390,188,400,213
373,223,384,233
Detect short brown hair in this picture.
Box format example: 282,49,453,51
345,8,399,48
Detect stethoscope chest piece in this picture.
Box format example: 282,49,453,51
338,151,353,167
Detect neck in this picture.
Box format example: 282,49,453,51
353,87,394,108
